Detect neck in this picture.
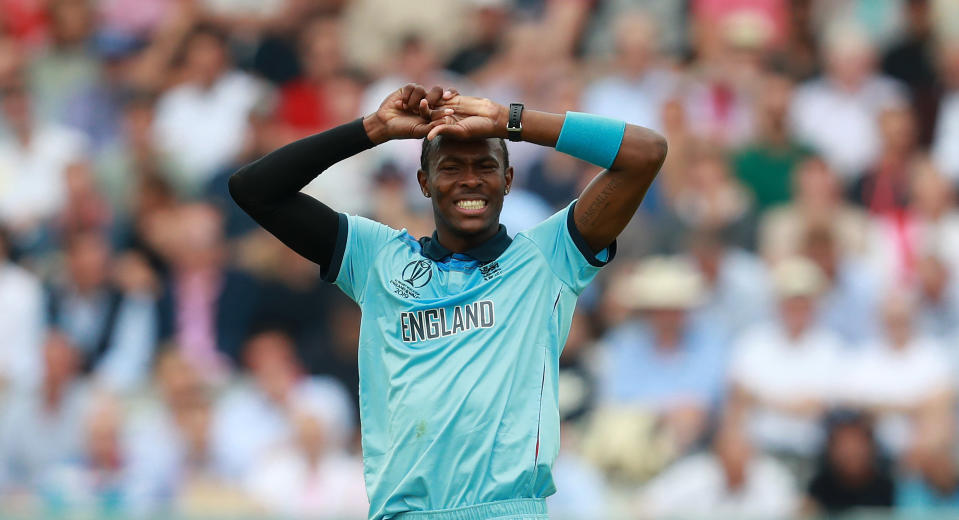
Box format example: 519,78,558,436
434,223,499,254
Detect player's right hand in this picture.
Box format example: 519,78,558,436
364,84,455,143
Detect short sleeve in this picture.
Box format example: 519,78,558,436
327,213,402,303
519,201,616,294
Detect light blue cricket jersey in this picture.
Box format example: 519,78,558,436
326,201,614,520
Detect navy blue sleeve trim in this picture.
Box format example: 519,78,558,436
567,201,616,267
322,213,349,282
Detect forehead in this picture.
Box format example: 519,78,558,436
433,138,502,164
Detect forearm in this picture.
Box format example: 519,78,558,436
505,109,667,174
228,118,375,213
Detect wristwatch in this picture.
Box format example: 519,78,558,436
507,103,524,142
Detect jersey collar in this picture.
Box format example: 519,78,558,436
419,225,512,263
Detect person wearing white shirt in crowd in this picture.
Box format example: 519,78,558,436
914,255,959,339
842,291,954,457
210,329,354,481
639,419,799,520
581,11,677,133
789,23,907,181
152,25,263,193
0,228,45,391
0,333,93,489
865,161,959,285
728,257,845,457
600,257,729,453
0,83,87,247
245,393,368,518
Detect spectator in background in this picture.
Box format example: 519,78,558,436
26,0,102,123
277,15,348,137
759,156,870,263
790,22,906,181
931,38,959,181
341,0,466,74
157,203,260,375
914,255,959,339
599,257,726,452
62,30,145,153
682,11,769,148
805,410,895,515
124,348,238,513
244,395,368,517
152,24,263,194
445,0,510,76
686,229,773,335
867,160,959,290
0,83,88,252
46,229,157,392
668,146,754,250
638,420,799,519
55,161,113,238
897,426,959,511
842,292,954,456
40,395,136,514
849,106,922,216
728,257,843,457
95,91,170,219
0,226,45,391
581,11,677,133
803,225,882,343
210,330,353,481
0,333,92,489
731,70,812,214
881,0,940,147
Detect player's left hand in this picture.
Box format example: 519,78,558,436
426,94,509,141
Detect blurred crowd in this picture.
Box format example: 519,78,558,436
2,0,959,518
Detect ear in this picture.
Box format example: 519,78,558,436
504,166,514,194
416,169,430,198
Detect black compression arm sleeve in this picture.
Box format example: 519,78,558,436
228,118,375,277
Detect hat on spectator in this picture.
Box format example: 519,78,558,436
615,256,705,310
772,256,826,299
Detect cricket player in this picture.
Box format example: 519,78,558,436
230,84,667,519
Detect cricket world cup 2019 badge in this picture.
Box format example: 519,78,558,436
391,259,432,297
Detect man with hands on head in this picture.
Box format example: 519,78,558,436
230,84,666,520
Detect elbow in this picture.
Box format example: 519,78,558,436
227,166,252,210
620,129,667,175
645,131,668,169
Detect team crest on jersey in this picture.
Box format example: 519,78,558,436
391,259,433,298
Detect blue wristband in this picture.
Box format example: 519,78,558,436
555,112,626,169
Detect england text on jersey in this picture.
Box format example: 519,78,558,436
399,300,495,342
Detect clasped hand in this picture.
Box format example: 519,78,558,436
368,83,509,143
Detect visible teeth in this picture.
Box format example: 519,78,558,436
456,200,486,210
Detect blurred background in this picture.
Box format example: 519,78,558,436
2,0,959,518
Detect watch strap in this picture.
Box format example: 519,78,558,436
507,103,524,142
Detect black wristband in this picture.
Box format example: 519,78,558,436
507,103,524,142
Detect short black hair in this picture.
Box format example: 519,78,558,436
419,135,510,174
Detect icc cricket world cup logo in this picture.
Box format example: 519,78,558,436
402,260,433,288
